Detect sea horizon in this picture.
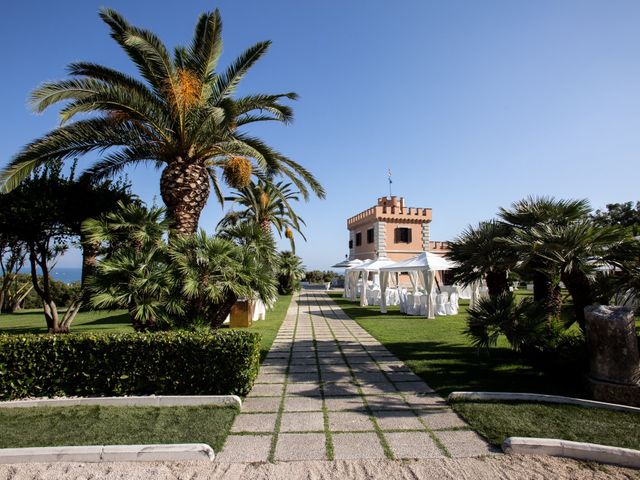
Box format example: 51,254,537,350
18,267,82,284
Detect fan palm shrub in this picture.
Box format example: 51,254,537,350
464,293,549,353
499,196,592,320
169,228,277,329
277,251,305,294
1,8,324,235
447,220,517,297
84,202,172,330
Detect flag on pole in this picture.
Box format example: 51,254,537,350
388,169,393,184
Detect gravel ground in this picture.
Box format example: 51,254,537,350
0,455,638,480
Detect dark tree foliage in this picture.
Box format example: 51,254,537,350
0,160,133,331
592,201,640,235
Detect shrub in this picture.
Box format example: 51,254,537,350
464,293,548,352
0,330,260,400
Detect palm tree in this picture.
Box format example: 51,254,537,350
499,196,592,319
447,220,518,297
506,220,628,329
169,229,277,328
218,180,306,250
277,251,305,294
1,9,324,235
83,202,171,330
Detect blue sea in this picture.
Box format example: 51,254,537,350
19,267,82,284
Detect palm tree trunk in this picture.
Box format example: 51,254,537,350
210,292,238,329
533,270,562,321
80,236,100,288
561,269,593,331
160,159,210,236
485,270,509,297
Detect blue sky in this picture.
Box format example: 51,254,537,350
2,1,640,270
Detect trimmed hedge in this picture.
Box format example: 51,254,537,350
0,330,260,400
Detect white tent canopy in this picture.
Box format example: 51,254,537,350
380,251,453,273
345,259,374,302
332,258,364,268
347,257,397,306
378,252,455,318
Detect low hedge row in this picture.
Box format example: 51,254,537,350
0,330,260,400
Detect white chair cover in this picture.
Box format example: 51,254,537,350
445,292,459,315
435,293,448,316
418,294,427,316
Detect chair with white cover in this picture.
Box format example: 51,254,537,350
418,294,428,316
368,288,381,306
405,293,419,315
446,292,459,315
398,290,407,313
435,292,448,316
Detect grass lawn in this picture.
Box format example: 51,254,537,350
0,309,131,334
329,293,584,397
234,294,292,361
452,402,640,450
0,405,237,451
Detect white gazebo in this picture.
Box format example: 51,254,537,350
378,251,455,318
347,257,397,306
333,258,364,298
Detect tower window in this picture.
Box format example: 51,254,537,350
395,227,412,243
367,228,374,244
355,232,362,246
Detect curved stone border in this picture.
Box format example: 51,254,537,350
0,395,242,409
0,443,214,463
447,391,640,414
503,437,640,469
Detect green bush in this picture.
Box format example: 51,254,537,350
0,330,260,400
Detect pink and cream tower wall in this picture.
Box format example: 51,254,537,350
346,196,449,262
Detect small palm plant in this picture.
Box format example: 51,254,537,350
2,8,324,234
277,251,305,295
83,202,172,331
464,293,547,353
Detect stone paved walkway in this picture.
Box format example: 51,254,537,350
216,288,496,462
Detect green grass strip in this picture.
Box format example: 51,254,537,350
0,405,237,451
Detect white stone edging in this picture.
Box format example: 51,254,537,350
0,395,241,409
447,391,640,414
503,437,640,469
0,443,214,463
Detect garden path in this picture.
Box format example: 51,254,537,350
216,287,496,462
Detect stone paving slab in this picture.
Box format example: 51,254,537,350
231,413,278,433
215,435,271,463
280,412,325,432
247,383,285,397
385,431,445,459
328,411,376,432
419,409,469,430
275,433,326,461
373,409,424,431
332,433,386,459
434,430,498,458
241,397,281,413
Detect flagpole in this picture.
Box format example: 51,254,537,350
388,169,393,197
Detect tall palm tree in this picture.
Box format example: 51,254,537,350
1,9,324,235
499,196,592,319
218,180,306,250
447,220,518,297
